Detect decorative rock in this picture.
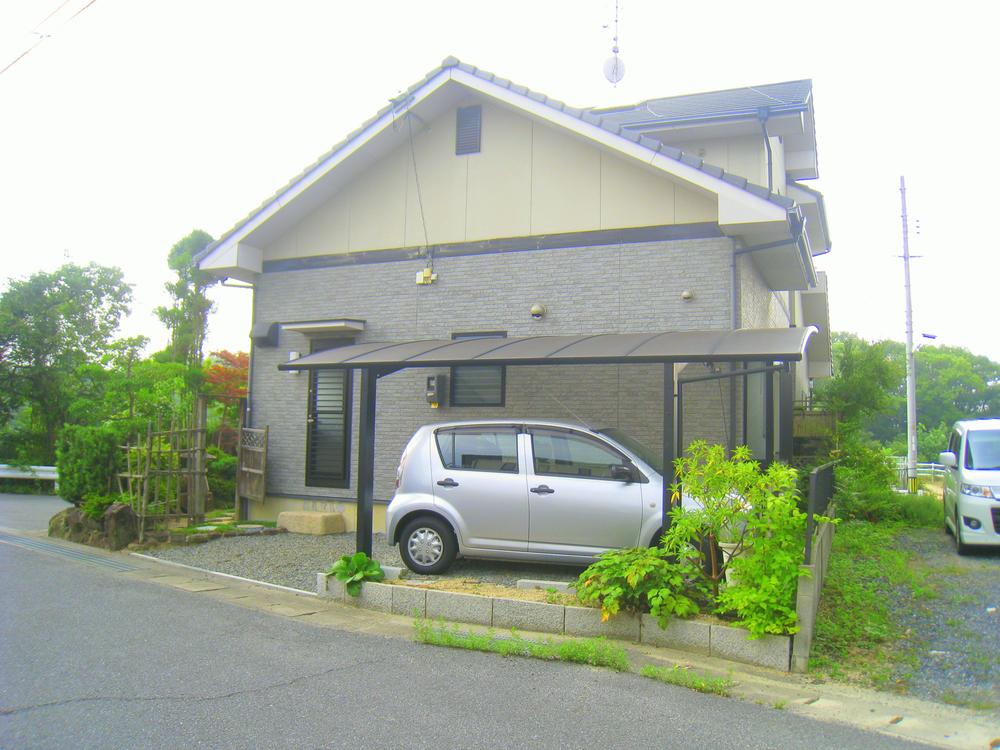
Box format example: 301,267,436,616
276,511,347,535
102,503,138,551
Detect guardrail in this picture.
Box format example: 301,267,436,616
0,464,59,489
892,458,946,489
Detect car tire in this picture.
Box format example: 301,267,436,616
954,509,970,556
944,499,952,536
399,516,457,575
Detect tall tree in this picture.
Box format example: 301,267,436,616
0,263,132,462
813,333,903,437
155,230,217,368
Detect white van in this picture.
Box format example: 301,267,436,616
939,419,1000,554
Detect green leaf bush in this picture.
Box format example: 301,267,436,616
56,423,123,504
574,441,834,638
326,552,385,596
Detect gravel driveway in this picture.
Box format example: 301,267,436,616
891,527,1000,712
145,532,585,593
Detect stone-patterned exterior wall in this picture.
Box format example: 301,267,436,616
250,236,775,505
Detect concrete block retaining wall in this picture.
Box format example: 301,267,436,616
317,575,792,671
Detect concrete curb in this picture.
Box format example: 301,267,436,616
129,553,318,597
317,574,793,671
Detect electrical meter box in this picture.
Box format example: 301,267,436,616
425,374,447,408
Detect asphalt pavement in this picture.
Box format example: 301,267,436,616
0,537,944,750
1,494,997,749
0,493,70,532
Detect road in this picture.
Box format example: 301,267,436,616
0,499,928,750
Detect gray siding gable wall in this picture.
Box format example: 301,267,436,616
252,236,740,502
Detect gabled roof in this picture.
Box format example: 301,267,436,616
589,80,812,130
196,57,798,267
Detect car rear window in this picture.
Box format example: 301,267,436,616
436,428,518,473
965,430,1000,470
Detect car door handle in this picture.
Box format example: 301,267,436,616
436,478,459,487
530,484,555,495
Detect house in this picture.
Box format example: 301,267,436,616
196,57,832,531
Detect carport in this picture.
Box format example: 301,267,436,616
279,327,816,556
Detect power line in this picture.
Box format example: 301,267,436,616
0,0,99,77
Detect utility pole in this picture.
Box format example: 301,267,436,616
900,176,918,493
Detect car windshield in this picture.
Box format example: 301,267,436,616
597,428,663,474
965,430,1000,470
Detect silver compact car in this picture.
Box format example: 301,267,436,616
940,418,1000,555
386,420,675,574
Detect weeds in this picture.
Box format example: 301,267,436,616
639,664,733,696
809,521,936,687
413,619,630,672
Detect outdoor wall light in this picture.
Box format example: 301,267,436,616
530,303,547,319
681,290,694,301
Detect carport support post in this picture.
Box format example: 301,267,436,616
661,362,676,534
356,367,377,557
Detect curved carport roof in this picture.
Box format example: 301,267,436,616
276,326,816,559
278,327,817,371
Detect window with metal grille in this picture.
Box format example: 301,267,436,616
450,332,505,406
455,105,482,155
305,338,353,488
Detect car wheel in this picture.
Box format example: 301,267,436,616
954,509,970,556
399,516,457,575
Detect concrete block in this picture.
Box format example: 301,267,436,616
515,579,572,593
710,624,791,671
391,585,427,618
317,573,345,601
492,598,565,634
563,606,640,641
426,590,493,626
276,511,346,535
351,581,392,613
640,614,711,655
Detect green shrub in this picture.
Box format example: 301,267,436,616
56,424,123,504
206,447,237,509
326,552,385,596
574,545,700,626
834,438,902,522
80,492,127,520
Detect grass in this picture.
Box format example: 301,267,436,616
639,664,733,697
809,521,935,687
939,689,1000,712
413,619,630,672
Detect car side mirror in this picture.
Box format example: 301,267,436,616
611,464,635,483
939,451,957,468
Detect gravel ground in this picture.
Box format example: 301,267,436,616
891,527,1000,712
145,532,585,593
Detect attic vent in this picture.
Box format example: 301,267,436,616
455,106,482,155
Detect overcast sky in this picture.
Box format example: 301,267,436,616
2,0,997,362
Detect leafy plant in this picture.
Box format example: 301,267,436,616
56,423,123,504
574,545,699,626
81,492,127,521
669,441,833,637
326,552,385,596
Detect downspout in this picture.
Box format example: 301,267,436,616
730,248,739,455
758,107,773,193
